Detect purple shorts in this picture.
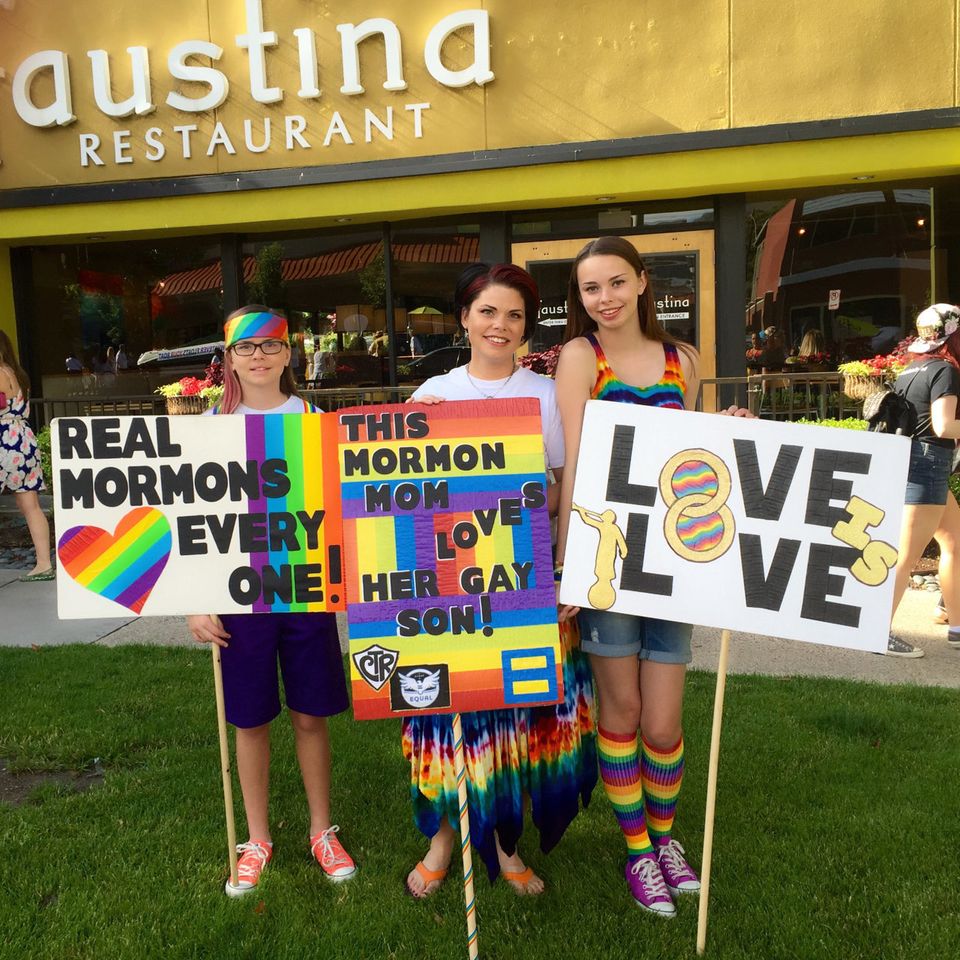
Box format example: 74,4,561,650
218,612,348,728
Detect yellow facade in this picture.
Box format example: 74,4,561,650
0,127,957,245
0,247,14,348
0,0,957,196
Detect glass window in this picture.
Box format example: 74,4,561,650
389,222,481,383
26,236,223,400
512,201,713,240
523,249,698,357
240,229,387,388
746,187,932,364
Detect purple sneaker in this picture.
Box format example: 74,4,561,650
655,838,701,896
625,855,676,917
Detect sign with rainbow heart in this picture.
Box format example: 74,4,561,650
559,401,910,654
338,401,562,718
52,414,344,618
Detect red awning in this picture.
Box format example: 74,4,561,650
150,236,480,297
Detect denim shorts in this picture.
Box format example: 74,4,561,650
578,607,693,664
904,440,952,505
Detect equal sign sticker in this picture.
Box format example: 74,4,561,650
501,647,558,704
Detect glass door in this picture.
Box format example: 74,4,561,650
512,231,716,404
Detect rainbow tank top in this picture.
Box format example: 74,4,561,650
587,332,686,408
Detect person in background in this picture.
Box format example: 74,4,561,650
289,336,302,382
310,340,332,383
760,326,786,372
885,304,960,658
187,305,356,895
368,330,389,357
115,344,129,371
65,353,82,373
797,329,825,359
0,330,54,581
409,329,424,357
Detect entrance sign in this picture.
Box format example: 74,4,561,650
338,400,561,719
52,414,344,617
560,402,909,653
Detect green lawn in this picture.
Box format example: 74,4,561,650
1,646,958,960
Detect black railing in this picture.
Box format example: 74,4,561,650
698,372,865,420
26,386,419,431
28,377,857,433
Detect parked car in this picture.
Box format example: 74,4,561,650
401,345,471,382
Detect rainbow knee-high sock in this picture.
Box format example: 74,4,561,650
597,726,653,860
641,735,685,843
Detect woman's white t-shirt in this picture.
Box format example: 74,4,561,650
412,365,564,469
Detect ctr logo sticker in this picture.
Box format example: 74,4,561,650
352,644,399,691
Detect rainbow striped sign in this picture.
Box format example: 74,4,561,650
338,400,562,719
52,413,343,618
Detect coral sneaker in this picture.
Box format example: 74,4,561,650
310,825,356,882
625,855,675,917
655,838,701,896
225,839,273,897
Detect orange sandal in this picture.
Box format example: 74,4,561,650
407,860,448,899
501,866,544,896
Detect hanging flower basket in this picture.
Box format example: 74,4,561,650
156,376,223,414
841,373,887,400
164,395,208,415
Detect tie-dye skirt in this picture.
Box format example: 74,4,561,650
402,619,597,882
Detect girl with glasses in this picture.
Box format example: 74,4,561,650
187,305,356,895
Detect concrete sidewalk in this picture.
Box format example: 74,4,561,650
2,564,958,689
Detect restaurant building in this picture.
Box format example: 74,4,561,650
1,0,958,404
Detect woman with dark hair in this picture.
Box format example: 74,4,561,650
885,303,960,657
555,236,710,917
403,263,597,898
0,329,53,581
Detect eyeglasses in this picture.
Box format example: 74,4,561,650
230,339,288,357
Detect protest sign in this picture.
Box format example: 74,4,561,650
52,414,344,617
560,402,909,653
339,401,561,719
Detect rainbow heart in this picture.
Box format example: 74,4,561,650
58,507,172,614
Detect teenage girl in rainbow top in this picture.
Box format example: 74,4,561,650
555,236,740,916
188,305,355,896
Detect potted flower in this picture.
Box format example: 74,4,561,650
517,343,561,378
795,350,832,371
156,375,223,414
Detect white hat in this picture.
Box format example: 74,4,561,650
908,303,960,354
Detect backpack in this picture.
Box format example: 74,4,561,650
862,383,916,436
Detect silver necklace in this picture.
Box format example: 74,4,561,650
464,364,517,399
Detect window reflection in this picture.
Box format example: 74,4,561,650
28,237,222,400
747,188,932,364
524,249,698,356
390,223,480,382
240,231,387,388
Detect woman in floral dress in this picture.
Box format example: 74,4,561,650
0,330,53,580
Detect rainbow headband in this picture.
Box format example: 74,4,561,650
224,310,288,348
